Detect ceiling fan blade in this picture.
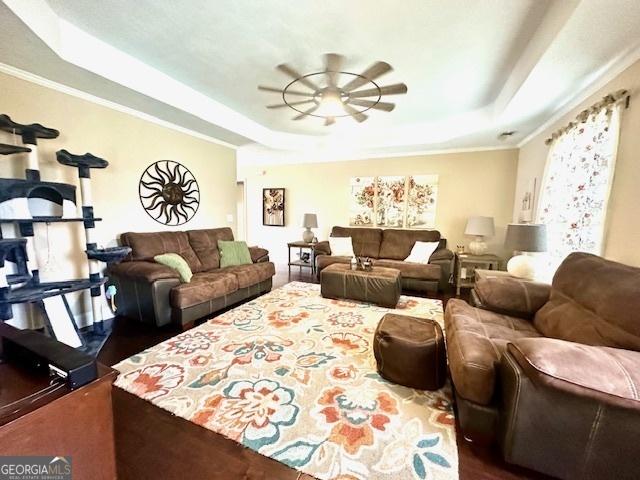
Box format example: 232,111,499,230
293,104,319,120
277,64,319,91
267,99,315,109
324,53,344,88
258,86,315,97
343,104,368,123
348,99,395,112
349,83,408,98
341,61,392,92
324,116,336,126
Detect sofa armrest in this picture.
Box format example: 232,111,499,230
506,338,640,409
248,246,269,263
473,276,550,319
108,260,179,282
430,247,453,262
429,248,454,290
313,241,331,256
107,262,180,327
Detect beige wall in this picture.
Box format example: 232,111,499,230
514,59,640,267
0,72,237,325
239,149,518,265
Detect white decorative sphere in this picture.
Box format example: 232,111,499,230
507,255,535,280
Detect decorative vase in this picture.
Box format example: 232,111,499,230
468,236,488,255
507,254,537,280
302,228,314,243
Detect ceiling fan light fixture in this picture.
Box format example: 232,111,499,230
259,54,407,125
315,91,347,118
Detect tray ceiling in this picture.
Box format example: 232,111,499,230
2,0,640,152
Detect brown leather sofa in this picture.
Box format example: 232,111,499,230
314,226,453,292
107,228,274,329
445,252,640,479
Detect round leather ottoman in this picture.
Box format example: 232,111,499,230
373,313,446,390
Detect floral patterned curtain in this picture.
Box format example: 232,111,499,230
536,104,621,267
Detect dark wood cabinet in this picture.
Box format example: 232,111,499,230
0,362,118,479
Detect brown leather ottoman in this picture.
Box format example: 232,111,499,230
320,264,401,308
373,313,446,390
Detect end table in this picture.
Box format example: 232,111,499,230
287,241,317,275
454,253,501,296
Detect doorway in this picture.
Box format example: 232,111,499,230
236,180,247,241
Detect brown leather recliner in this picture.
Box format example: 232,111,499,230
107,228,274,329
445,252,640,479
314,226,454,292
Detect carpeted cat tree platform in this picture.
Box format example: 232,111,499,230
0,114,130,355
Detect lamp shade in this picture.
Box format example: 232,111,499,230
302,213,318,228
464,216,495,237
505,223,547,252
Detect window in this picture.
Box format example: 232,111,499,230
536,103,621,268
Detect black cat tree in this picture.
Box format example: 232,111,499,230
0,114,130,355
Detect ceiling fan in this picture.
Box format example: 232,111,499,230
258,54,408,126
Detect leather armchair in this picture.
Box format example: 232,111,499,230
445,252,640,479
500,338,640,479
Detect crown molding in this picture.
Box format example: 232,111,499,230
517,41,640,148
237,143,517,168
0,62,239,150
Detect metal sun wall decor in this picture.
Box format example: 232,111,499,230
139,160,200,226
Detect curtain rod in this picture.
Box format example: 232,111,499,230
545,89,630,145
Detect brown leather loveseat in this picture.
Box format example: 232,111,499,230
445,252,640,479
314,226,454,292
108,228,274,329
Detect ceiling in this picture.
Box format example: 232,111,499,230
1,0,640,154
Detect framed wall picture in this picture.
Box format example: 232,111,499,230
263,188,285,226
518,177,537,223
405,175,438,229
348,176,375,227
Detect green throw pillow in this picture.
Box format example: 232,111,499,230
219,240,252,268
154,253,193,283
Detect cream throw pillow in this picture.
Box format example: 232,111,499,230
329,237,355,257
405,241,440,264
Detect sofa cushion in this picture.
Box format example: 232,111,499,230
379,229,441,260
508,338,640,409
170,272,238,309
220,261,276,289
331,226,382,258
373,259,441,281
445,298,542,405
121,231,202,272
534,252,640,351
186,228,234,271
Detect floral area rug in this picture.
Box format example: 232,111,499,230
114,282,458,480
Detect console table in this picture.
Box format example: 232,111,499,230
287,241,316,275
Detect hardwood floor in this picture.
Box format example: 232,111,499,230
98,267,551,480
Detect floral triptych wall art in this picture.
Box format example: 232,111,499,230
349,175,438,229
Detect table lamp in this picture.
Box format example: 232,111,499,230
504,223,547,280
464,216,495,255
302,213,318,243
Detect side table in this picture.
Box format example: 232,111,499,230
287,241,317,275
454,253,501,296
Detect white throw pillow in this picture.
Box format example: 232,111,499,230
405,241,440,264
329,236,355,257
